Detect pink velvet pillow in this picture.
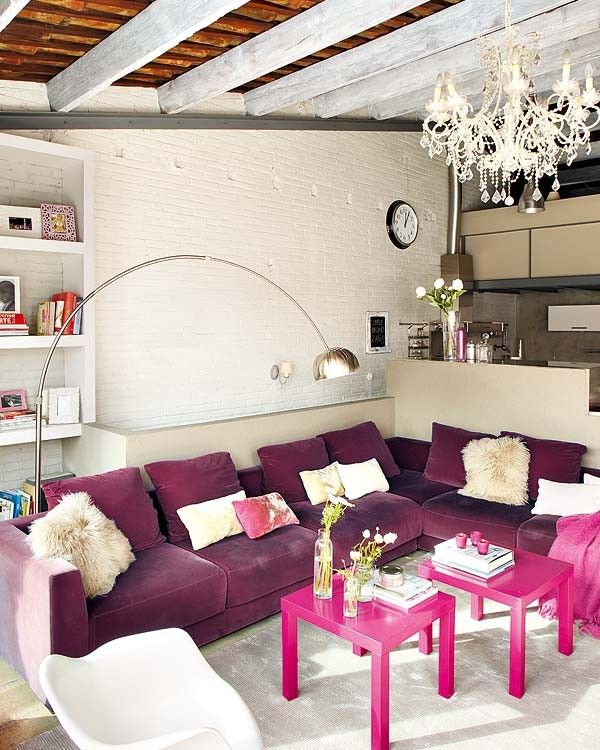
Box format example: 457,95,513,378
424,422,494,488
44,467,164,552
319,421,400,478
232,493,299,539
145,452,242,542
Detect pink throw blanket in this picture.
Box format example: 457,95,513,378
539,511,600,638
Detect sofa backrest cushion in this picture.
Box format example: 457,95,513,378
424,422,494,488
319,421,400,478
257,437,330,504
145,452,242,542
44,467,164,552
500,431,587,500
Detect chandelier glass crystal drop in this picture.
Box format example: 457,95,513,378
421,0,600,206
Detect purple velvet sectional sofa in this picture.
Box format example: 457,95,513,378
0,420,596,700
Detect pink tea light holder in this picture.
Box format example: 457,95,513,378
455,532,468,549
470,530,484,546
477,539,490,555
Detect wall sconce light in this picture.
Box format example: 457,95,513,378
271,360,293,385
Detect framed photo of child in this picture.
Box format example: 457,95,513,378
41,203,77,242
0,276,20,312
0,389,27,413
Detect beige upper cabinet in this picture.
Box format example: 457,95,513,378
464,230,530,280
531,223,600,277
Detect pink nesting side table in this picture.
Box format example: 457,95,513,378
419,549,574,699
281,578,456,750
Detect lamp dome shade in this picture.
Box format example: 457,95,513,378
313,347,360,381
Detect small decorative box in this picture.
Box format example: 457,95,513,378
378,564,405,590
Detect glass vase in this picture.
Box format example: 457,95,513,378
313,529,333,599
343,575,360,617
442,309,461,362
357,562,375,603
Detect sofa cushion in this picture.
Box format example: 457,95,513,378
257,437,330,504
500,431,587,500
44,467,163,553
88,542,226,649
516,515,559,556
233,493,299,539
421,491,532,548
424,422,494,488
388,469,454,506
319,421,400,478
177,525,316,607
295,491,422,566
145,452,242,543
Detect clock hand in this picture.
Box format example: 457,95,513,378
404,213,408,227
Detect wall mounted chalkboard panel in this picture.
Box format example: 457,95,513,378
366,311,391,353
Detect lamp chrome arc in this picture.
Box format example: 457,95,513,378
34,254,360,502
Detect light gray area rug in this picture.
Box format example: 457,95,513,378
19,553,600,750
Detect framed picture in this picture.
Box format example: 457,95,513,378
41,203,77,242
45,387,80,425
0,205,41,238
0,276,20,313
0,389,27,413
366,311,391,354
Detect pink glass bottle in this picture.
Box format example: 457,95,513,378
456,324,467,362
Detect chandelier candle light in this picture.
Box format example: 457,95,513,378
416,278,466,361
421,0,600,206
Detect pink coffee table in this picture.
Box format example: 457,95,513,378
281,577,456,750
419,549,574,699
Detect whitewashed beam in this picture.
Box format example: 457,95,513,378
46,0,248,112
157,1,423,115
0,0,30,30
315,0,599,118
371,29,600,120
244,0,573,117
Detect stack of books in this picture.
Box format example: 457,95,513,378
432,538,515,579
0,489,33,520
374,572,438,612
0,410,44,432
0,312,29,336
37,291,82,336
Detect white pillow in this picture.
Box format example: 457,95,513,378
532,479,600,517
177,490,246,550
584,473,600,486
335,458,389,501
299,463,344,505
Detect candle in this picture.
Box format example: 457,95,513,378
455,532,468,549
433,73,444,104
477,538,490,555
562,49,572,83
585,63,594,92
470,530,484,546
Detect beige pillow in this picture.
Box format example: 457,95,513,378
459,437,530,506
299,463,344,505
177,490,246,550
335,458,389,501
28,492,134,598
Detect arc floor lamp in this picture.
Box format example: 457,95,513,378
34,254,360,501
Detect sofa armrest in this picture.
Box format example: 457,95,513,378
6,511,47,533
386,436,432,473
0,522,89,700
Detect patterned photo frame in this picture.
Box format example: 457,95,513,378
41,203,77,242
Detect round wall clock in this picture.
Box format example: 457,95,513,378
386,200,419,249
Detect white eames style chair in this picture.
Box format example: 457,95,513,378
39,628,263,750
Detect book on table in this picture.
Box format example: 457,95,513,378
432,538,514,577
432,558,515,580
374,572,438,612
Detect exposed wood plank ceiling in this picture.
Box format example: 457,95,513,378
0,0,461,90
0,0,594,119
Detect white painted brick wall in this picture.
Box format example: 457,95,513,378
0,84,448,485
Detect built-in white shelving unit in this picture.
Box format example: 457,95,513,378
0,132,95,450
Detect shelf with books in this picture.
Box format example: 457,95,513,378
0,422,82,447
0,235,87,255
0,334,89,350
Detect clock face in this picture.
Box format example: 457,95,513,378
386,201,419,249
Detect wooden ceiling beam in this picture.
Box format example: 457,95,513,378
314,0,587,117
45,0,249,111
158,1,426,114
0,1,32,31
244,0,573,117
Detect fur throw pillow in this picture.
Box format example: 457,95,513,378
28,492,134,598
459,437,530,506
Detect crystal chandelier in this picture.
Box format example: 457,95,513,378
421,0,600,206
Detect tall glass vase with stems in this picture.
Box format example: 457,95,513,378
442,308,461,362
313,529,333,599
343,574,360,617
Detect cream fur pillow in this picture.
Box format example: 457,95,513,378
28,492,134,598
459,437,530,506
336,458,389,501
177,490,247,550
299,463,344,505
